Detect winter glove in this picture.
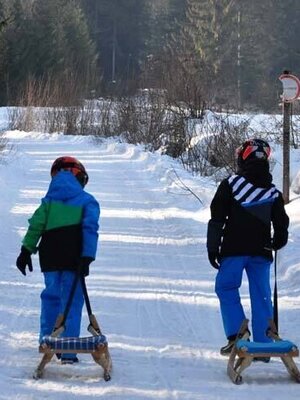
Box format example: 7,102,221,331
77,256,94,277
208,251,220,270
271,237,287,251
264,238,285,252
16,246,33,276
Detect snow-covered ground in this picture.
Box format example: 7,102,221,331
0,125,300,399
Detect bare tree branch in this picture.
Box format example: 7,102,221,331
170,168,203,205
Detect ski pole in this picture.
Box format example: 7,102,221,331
273,250,278,332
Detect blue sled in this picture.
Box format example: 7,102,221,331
33,314,112,382
227,319,300,384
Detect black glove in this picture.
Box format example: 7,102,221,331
208,252,220,269
16,246,33,276
77,256,94,277
264,238,285,252
271,238,286,251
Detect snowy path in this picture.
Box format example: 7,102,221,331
0,133,300,399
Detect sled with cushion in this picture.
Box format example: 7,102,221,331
227,319,300,384
33,274,112,381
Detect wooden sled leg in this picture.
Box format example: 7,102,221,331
91,344,112,381
33,351,54,380
227,319,251,384
227,345,243,384
281,356,300,383
268,319,300,383
33,314,65,379
227,349,252,384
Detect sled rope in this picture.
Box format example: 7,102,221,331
273,250,278,331
55,273,80,332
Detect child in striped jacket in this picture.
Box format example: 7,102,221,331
207,139,289,356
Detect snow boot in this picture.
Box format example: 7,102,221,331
61,356,79,365
220,339,235,355
253,357,271,363
220,329,251,356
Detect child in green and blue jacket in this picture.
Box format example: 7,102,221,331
16,156,100,364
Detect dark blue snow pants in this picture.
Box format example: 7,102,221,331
40,271,84,360
215,256,273,342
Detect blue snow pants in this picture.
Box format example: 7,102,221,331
40,271,84,360
215,256,273,342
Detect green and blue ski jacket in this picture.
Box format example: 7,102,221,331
22,171,100,272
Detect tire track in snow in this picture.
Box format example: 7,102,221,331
117,151,206,397
110,149,179,395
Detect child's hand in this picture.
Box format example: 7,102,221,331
208,251,220,269
16,246,33,276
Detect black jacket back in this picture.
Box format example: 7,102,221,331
207,169,289,260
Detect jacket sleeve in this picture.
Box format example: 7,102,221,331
207,179,231,253
22,201,48,253
271,193,289,250
81,196,100,259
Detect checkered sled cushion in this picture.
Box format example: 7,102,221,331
40,335,107,351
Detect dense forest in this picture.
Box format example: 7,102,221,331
0,0,300,111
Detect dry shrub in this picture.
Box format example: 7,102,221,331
181,112,252,177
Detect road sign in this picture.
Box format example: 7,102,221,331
279,73,300,102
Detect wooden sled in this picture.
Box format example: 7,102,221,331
227,319,300,384
33,275,112,381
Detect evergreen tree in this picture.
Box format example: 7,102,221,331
237,0,275,109
1,0,97,104
180,0,239,104
157,0,239,107
1,0,300,109
145,0,187,56
81,0,149,92
140,0,187,88
270,1,300,81
0,0,10,104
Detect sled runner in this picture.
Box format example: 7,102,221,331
33,274,112,381
227,319,300,384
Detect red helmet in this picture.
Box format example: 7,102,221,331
50,156,89,186
236,138,271,168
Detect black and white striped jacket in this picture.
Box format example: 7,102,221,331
207,174,289,260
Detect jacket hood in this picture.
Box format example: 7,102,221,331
237,158,273,188
45,171,83,201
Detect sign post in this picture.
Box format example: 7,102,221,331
278,71,300,204
282,100,291,204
